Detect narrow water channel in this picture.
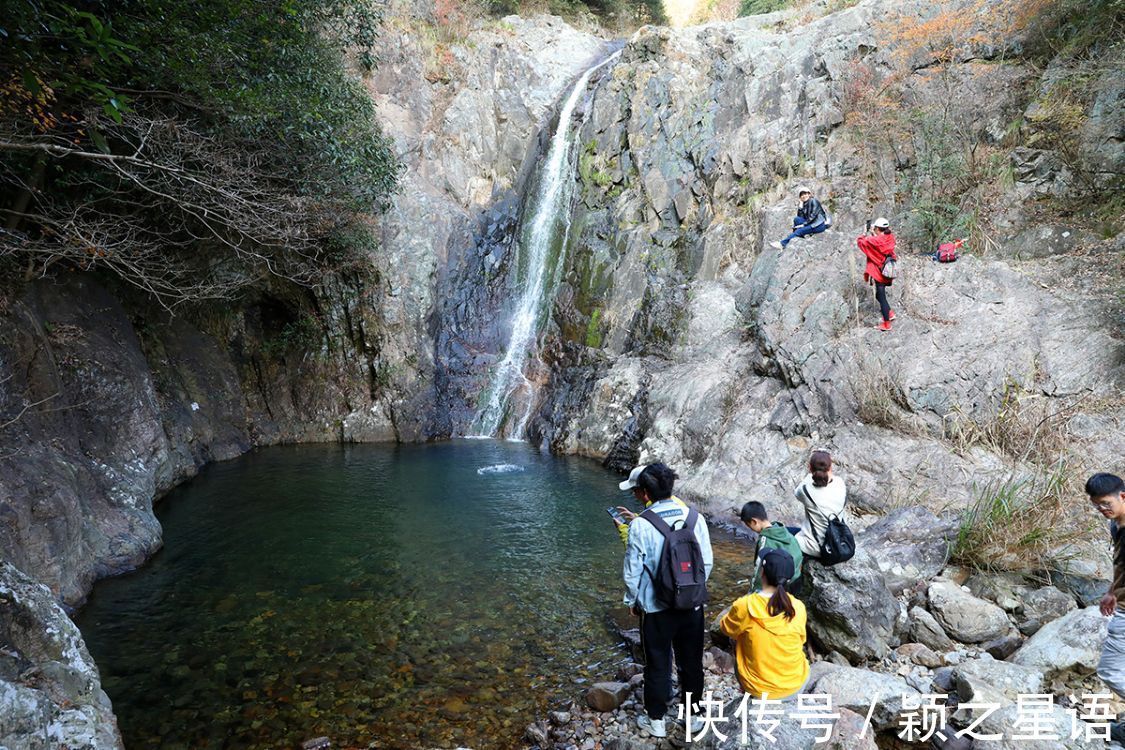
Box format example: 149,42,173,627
75,441,751,749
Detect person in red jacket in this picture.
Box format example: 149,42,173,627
857,217,897,331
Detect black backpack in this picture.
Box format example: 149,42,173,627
641,507,709,610
801,486,856,566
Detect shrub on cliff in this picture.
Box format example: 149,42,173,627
0,0,401,308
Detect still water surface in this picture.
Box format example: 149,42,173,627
75,441,750,749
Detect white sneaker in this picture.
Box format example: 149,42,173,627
637,715,667,738
769,241,783,250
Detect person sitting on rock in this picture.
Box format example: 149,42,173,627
770,187,830,250
720,547,810,700
793,450,848,559
857,217,897,331
611,463,689,546
740,501,803,595
1089,472,1125,745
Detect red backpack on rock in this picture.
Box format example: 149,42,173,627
935,239,962,263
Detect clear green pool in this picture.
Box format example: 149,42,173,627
75,441,749,749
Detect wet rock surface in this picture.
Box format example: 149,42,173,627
0,560,122,749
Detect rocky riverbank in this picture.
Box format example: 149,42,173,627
526,517,1118,750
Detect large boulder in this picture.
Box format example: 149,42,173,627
0,560,123,750
965,572,1031,613
858,507,957,594
804,550,900,662
953,657,1046,701
909,606,956,652
1017,585,1077,635
1008,605,1105,679
928,580,1011,644
812,666,920,731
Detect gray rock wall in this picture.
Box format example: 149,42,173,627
0,272,401,608
520,0,1124,530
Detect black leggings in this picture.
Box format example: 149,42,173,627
874,283,891,321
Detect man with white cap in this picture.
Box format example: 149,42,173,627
617,462,713,738
611,464,687,545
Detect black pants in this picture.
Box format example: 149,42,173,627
874,283,891,321
640,607,705,720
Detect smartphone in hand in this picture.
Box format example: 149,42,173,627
606,506,626,525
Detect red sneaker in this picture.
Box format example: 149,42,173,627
888,310,896,321
878,320,892,331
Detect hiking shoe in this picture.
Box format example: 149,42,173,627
638,715,667,738
769,241,783,250
877,320,892,331
1112,720,1125,744
888,310,896,321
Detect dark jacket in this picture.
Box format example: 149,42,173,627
797,197,828,227
1112,521,1125,607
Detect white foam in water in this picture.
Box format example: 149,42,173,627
476,464,526,476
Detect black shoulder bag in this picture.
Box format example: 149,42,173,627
801,485,855,566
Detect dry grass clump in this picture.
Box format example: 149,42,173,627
852,361,922,434
943,382,1101,466
950,465,1093,573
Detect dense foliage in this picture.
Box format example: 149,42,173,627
737,0,788,16
481,0,665,28
0,0,400,306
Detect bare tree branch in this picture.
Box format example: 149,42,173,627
0,112,362,309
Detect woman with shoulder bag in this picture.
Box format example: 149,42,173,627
793,451,848,560
857,217,897,331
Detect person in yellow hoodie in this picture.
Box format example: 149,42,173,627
719,547,810,700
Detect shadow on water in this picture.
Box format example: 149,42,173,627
74,441,752,749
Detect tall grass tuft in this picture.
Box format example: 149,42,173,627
951,464,1091,573
943,382,1101,466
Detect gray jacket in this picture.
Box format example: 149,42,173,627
623,497,713,613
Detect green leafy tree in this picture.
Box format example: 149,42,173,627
0,0,400,307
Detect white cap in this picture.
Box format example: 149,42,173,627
619,465,648,491
797,186,811,195
873,217,891,228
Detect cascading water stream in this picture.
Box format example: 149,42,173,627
471,51,621,439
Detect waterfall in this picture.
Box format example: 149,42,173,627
471,52,620,439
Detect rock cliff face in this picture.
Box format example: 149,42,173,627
0,15,613,748
515,0,1124,532
0,272,400,608
0,15,612,609
364,16,613,435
